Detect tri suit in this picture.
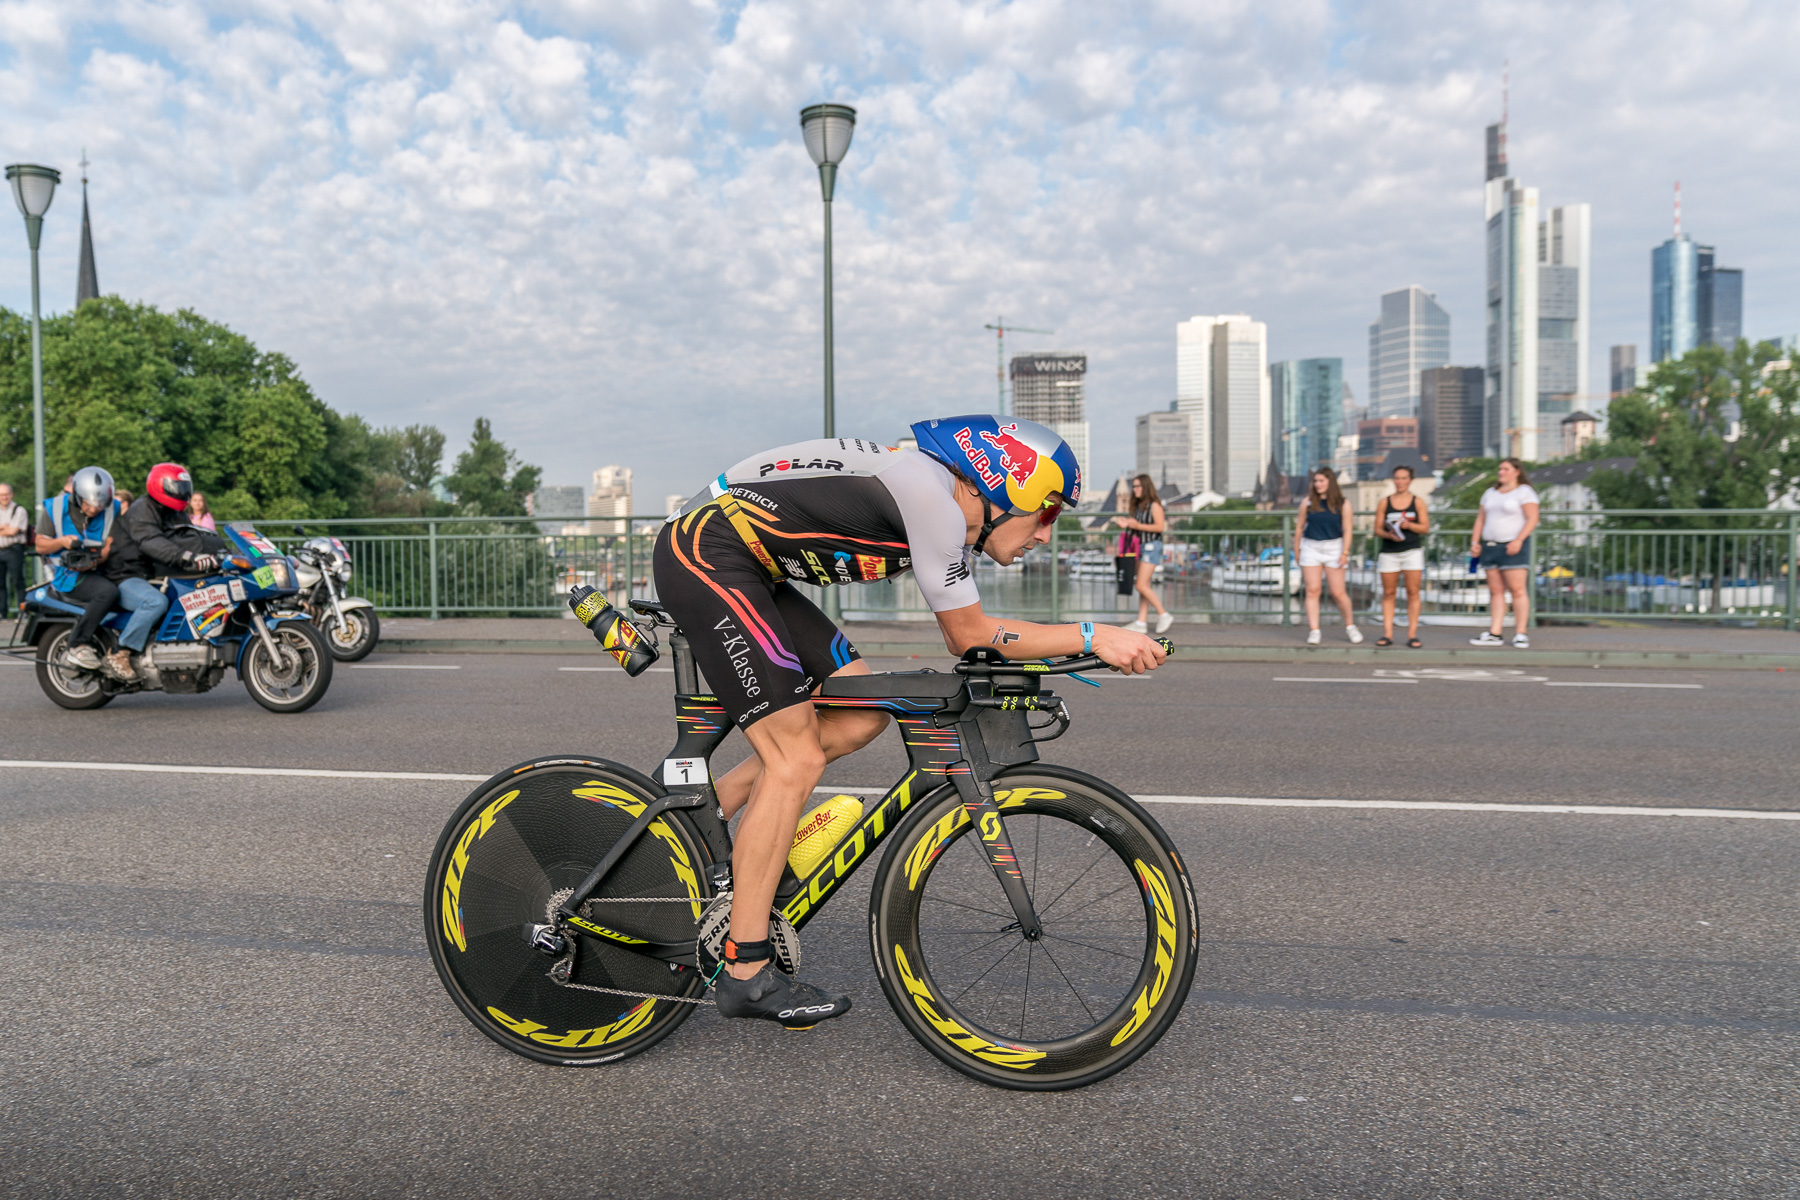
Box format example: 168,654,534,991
653,438,979,729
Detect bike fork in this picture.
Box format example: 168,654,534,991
949,771,1042,941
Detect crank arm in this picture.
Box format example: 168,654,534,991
557,790,708,918
948,770,1042,941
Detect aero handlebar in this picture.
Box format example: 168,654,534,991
953,637,1174,677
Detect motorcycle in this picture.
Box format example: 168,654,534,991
16,523,333,713
286,536,380,661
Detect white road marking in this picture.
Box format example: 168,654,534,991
350,663,462,670
1133,795,1797,820
1,761,1786,821
1543,681,1703,689
0,759,488,782
1273,677,1418,684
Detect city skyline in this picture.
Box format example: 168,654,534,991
3,4,1796,506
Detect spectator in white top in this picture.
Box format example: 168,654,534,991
0,483,28,612
1468,458,1540,648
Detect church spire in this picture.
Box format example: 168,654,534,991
75,150,98,307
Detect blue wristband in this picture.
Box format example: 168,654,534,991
1080,621,1094,655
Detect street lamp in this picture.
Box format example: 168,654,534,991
799,103,855,438
6,163,60,520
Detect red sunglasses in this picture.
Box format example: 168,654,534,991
1036,496,1065,526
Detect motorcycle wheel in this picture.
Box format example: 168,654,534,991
35,625,115,710
324,607,379,662
242,620,333,713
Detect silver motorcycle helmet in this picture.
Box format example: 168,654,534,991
72,466,115,510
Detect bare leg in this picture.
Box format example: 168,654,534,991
1403,569,1423,639
715,660,889,821
1505,567,1531,631
1302,564,1323,630
1380,571,1398,639
1327,565,1355,627
1484,568,1507,635
1136,560,1164,622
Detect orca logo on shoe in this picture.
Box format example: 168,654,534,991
779,1004,837,1019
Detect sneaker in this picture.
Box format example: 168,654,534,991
1512,633,1530,648
713,962,851,1030
1155,612,1174,634
1123,619,1148,633
1305,629,1322,646
1469,631,1504,646
106,649,138,681
1345,625,1364,645
65,644,101,670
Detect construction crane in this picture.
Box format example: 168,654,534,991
984,317,1054,416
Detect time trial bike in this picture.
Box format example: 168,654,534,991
424,599,1197,1090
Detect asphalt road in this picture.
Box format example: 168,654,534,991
1,652,1796,1197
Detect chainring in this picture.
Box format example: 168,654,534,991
695,891,800,976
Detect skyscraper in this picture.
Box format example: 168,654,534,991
1367,287,1450,417
1209,316,1269,496
1651,232,1698,362
1610,345,1637,396
1174,317,1216,494
1708,267,1743,347
1484,110,1590,460
588,465,633,535
1010,352,1090,481
1135,408,1192,496
1270,357,1343,477
1419,366,1486,466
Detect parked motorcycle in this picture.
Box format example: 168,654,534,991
287,536,380,661
19,523,333,713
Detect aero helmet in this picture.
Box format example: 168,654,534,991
72,466,115,509
146,462,195,511
909,415,1082,514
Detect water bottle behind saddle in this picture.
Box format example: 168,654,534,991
567,584,660,676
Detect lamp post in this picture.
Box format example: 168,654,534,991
799,104,855,438
6,163,61,518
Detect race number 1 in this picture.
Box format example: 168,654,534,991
662,758,706,786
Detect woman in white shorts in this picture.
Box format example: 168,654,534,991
1293,467,1361,645
1372,463,1430,647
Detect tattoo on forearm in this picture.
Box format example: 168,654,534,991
990,626,1021,646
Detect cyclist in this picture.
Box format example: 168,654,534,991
653,415,1167,1029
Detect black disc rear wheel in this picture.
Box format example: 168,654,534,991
424,759,712,1066
871,767,1196,1090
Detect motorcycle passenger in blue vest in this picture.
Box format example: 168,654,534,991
33,466,124,674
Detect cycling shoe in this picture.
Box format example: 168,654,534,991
714,963,851,1030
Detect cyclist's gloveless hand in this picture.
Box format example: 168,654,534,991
1091,623,1166,675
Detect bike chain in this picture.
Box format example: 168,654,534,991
543,890,718,1006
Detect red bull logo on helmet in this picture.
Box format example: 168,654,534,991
979,423,1039,488
952,426,1006,491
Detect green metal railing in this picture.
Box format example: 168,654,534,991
240,509,1800,630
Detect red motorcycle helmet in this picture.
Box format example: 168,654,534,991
146,462,195,511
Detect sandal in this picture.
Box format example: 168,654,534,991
1407,637,1423,648
1375,637,1393,647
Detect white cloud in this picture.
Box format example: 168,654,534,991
0,0,1796,505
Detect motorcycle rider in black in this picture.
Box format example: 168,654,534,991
104,463,225,680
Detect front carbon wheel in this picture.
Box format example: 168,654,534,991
424,758,713,1067
870,766,1196,1090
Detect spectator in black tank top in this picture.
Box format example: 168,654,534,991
1293,467,1361,646
1373,464,1430,647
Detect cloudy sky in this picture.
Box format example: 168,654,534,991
2,0,1797,505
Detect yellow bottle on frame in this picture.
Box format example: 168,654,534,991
787,795,865,878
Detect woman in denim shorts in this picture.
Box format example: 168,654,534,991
1469,458,1540,648
1110,474,1173,634
1293,467,1362,646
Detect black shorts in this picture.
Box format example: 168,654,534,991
652,509,860,729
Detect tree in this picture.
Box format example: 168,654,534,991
1591,341,1800,528
445,418,542,517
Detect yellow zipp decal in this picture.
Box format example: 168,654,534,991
439,789,520,952
903,788,1062,890
1111,860,1178,1046
487,999,659,1048
570,781,702,919
893,945,1044,1070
